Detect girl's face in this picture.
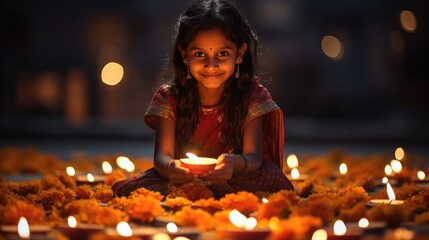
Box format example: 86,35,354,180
181,28,247,93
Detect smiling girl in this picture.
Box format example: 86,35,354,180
113,0,293,198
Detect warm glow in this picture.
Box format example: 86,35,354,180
333,220,347,236
382,177,389,184
87,173,95,182
386,183,396,202
291,168,300,179
116,156,135,172
339,163,347,175
186,152,201,164
286,154,299,169
311,229,328,240
358,218,369,228
390,160,403,173
102,161,113,174
321,35,343,60
229,209,247,228
116,221,133,237
244,217,257,231
101,62,124,86
262,198,269,203
68,216,77,228
66,166,76,176
400,10,417,33
18,217,30,239
385,164,393,176
417,171,426,180
166,222,178,233
174,237,190,240
152,233,171,240
395,147,405,160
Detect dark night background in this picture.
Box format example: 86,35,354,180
1,0,428,158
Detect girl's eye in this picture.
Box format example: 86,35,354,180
218,51,229,57
194,52,205,57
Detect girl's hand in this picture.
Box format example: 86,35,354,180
168,160,195,186
201,153,234,183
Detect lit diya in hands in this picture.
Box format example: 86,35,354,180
180,153,217,175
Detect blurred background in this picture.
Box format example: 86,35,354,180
1,0,428,159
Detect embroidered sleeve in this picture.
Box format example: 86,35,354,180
144,85,176,130
244,82,280,125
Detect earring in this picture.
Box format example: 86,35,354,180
183,58,192,79
235,63,240,78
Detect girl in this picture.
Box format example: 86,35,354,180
113,0,293,198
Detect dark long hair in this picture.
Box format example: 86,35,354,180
169,0,259,157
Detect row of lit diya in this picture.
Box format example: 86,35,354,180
2,204,417,240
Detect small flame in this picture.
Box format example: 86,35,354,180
66,166,76,176
166,222,178,233
244,217,257,231
87,173,95,182
286,154,299,169
417,171,426,180
339,163,347,175
382,177,389,184
102,161,113,174
68,216,77,228
390,160,402,173
291,168,300,179
116,156,135,172
174,237,191,240
186,152,201,164
18,217,30,239
116,221,132,237
262,198,269,203
385,164,393,176
358,218,369,228
311,229,328,240
229,209,247,228
395,147,405,160
152,233,171,240
386,182,396,202
333,220,347,236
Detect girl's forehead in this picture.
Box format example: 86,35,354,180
187,28,237,51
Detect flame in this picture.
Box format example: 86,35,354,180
186,152,201,164
417,171,426,180
262,198,269,203
102,161,113,174
390,160,402,173
116,221,133,237
382,177,389,184
395,147,405,160
116,156,135,172
333,220,347,236
18,217,30,239
174,237,191,240
166,222,178,233
66,166,76,176
358,218,369,228
311,229,328,240
286,154,299,169
152,233,171,240
68,216,77,228
386,183,396,202
244,217,257,231
87,173,95,182
229,209,247,228
339,163,347,175
384,164,393,176
291,168,300,179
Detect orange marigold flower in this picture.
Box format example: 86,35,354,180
75,185,94,199
2,200,44,224
268,216,322,240
164,197,192,209
7,180,41,197
258,190,299,219
219,191,259,214
124,195,164,223
130,187,163,201
105,170,126,187
94,189,114,203
173,206,215,231
41,175,65,190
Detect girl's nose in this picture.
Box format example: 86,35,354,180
204,57,219,69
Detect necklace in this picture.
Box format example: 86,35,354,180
200,104,220,115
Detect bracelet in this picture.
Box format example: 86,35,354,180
238,155,250,176
167,160,174,171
